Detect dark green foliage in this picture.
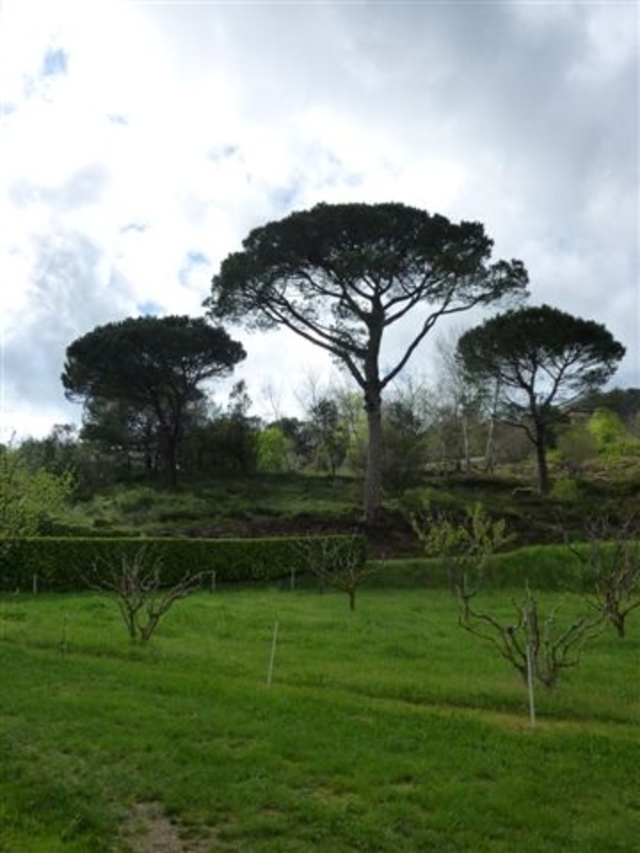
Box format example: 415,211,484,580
206,201,528,518
0,534,367,593
182,413,260,476
580,386,640,424
307,397,349,475
382,398,429,490
457,305,626,494
485,545,590,591
62,315,246,485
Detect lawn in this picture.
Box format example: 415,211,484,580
1,586,638,852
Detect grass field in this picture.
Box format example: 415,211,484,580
1,586,638,852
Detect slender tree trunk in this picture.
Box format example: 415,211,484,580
461,412,470,472
156,421,179,487
364,389,383,521
484,379,501,472
534,423,549,495
484,416,495,471
156,401,183,488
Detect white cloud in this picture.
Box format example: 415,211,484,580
0,0,637,441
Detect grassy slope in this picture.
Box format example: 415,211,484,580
1,588,638,852
61,460,640,557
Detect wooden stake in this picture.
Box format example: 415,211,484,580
61,611,69,655
526,642,536,729
266,620,279,689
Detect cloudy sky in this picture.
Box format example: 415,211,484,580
1,0,638,440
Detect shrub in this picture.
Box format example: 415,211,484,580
0,534,367,593
550,476,580,502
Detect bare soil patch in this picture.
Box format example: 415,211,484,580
122,802,213,853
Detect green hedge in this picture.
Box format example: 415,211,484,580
368,543,600,592
0,535,367,593
486,544,589,591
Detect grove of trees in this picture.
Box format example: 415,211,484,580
23,203,632,510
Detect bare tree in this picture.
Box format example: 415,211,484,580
260,380,285,423
415,502,606,690
433,329,489,472
86,545,205,642
297,536,371,611
458,582,606,688
567,516,640,638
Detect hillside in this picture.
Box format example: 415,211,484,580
60,460,640,558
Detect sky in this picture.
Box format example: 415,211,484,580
1,0,638,441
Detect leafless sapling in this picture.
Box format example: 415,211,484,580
567,515,640,638
297,536,370,611
85,545,205,642
457,580,606,688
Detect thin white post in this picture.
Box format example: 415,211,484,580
266,620,279,689
526,642,536,729
61,611,69,655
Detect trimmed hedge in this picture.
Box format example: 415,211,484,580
368,543,603,592
0,534,367,593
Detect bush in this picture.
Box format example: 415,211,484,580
0,534,367,593
368,544,593,592
550,476,580,502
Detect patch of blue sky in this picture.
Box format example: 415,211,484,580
269,182,303,212
179,250,211,288
42,48,69,78
137,301,164,317
186,250,209,266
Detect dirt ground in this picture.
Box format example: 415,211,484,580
122,802,213,853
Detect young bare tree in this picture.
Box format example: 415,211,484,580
415,502,606,690
297,536,371,611
458,582,606,688
567,516,640,638
86,545,205,642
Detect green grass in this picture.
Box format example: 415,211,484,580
1,587,638,852
60,465,640,552
64,474,364,537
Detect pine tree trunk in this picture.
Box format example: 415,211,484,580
534,424,549,494
364,391,383,521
